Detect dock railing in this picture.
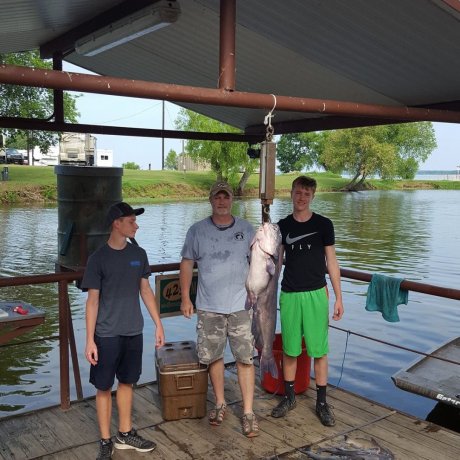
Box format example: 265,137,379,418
0,264,459,411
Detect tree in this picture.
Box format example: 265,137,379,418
384,123,437,179
122,162,140,170
175,109,257,195
320,123,436,190
277,132,327,173
0,51,80,155
165,149,178,170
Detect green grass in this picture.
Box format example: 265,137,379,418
0,165,57,185
0,165,459,205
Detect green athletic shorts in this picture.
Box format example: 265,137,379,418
279,287,329,358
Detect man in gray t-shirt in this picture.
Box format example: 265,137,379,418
180,182,259,438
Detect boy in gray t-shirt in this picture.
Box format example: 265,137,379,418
180,182,260,438
82,202,165,459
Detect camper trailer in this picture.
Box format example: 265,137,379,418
59,133,96,166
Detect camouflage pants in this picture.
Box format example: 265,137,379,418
196,309,254,365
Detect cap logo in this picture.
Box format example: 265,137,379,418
210,181,233,197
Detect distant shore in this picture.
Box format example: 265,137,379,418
415,172,460,181
417,170,459,175
0,165,459,204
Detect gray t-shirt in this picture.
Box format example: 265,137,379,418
181,216,255,313
81,242,151,337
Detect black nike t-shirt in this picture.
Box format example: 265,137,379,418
278,213,335,292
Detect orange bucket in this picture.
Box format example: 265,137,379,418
260,333,311,395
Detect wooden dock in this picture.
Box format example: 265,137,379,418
0,364,458,460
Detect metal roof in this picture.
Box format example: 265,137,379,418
1,0,460,135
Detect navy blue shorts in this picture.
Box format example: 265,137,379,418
90,334,143,391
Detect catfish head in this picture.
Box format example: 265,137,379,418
252,222,282,258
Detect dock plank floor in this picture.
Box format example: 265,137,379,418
0,363,458,460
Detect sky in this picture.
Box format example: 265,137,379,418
422,123,460,170
64,62,183,170
63,63,460,171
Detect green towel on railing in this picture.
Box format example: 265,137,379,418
365,273,409,322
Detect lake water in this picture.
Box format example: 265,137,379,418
0,190,459,423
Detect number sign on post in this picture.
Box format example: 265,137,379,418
155,272,198,317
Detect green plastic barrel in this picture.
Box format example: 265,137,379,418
55,165,123,267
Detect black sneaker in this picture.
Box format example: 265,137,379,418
316,402,336,426
271,396,297,418
115,428,157,452
96,439,113,460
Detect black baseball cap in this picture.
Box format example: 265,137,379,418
106,202,144,225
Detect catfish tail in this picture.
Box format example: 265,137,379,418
259,353,278,380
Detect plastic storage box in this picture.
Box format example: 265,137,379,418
155,341,208,421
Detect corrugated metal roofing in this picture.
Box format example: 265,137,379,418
1,0,460,133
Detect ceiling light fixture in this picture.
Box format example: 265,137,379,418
75,0,181,56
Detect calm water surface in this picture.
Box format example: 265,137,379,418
0,190,459,421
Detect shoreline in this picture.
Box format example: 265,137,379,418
1,166,459,205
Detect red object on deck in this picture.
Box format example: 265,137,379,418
13,305,29,315
261,333,311,395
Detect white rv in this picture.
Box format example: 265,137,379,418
59,133,97,166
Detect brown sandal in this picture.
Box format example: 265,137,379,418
209,403,227,425
242,412,260,438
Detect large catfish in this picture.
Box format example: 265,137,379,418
245,222,282,379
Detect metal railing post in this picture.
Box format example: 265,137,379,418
58,280,70,409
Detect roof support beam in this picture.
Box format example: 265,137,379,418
2,64,460,125
0,117,262,143
218,0,236,91
52,53,64,123
246,115,405,136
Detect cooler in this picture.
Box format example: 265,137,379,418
155,341,208,421
261,333,311,395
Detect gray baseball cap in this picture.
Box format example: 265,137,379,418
209,181,233,198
